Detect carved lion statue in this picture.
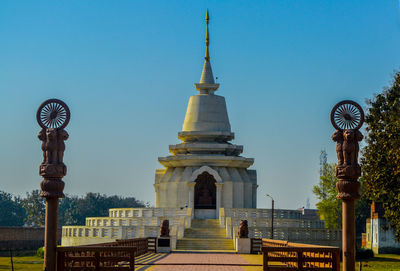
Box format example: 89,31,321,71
160,219,170,237
45,129,58,164
342,130,362,166
332,130,344,165
238,220,249,238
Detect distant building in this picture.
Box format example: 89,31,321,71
297,208,319,220
362,202,400,253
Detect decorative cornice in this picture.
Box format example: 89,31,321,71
158,155,254,168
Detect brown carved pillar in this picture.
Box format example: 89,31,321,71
330,100,364,271
336,164,361,270
37,99,70,271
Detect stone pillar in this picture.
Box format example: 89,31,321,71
154,184,160,208
330,100,364,271
336,165,361,271
216,183,223,218
188,183,195,209
36,99,70,271
252,184,258,208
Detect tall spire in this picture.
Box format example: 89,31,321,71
205,9,210,62
195,9,219,93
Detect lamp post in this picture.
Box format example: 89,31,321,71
266,194,274,239
330,100,364,271
37,99,70,271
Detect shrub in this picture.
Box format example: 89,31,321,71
36,247,44,258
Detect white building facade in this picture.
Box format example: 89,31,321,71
363,202,400,253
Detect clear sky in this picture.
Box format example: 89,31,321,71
1,1,399,209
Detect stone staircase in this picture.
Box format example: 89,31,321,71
176,219,234,251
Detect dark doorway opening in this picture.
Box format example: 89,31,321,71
194,172,216,209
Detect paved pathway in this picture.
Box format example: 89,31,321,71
135,253,261,271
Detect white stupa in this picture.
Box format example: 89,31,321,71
154,10,257,219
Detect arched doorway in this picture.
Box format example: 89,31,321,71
194,171,216,209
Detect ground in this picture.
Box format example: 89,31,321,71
0,253,399,270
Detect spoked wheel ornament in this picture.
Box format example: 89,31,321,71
36,99,70,129
330,100,364,130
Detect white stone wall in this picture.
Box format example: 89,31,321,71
220,208,340,247
61,208,192,248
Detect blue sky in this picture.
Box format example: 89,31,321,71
1,1,399,209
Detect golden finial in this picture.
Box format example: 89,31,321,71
196,8,218,88
205,9,210,61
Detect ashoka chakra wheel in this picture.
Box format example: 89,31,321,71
330,100,364,130
37,99,70,129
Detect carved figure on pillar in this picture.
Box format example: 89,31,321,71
342,129,363,166
57,129,69,164
330,100,364,271
238,220,249,238
37,99,70,271
332,130,344,165
44,128,58,164
160,220,170,237
37,99,70,198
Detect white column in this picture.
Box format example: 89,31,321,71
216,183,223,218
188,183,195,209
154,184,160,207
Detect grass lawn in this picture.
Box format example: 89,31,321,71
0,255,43,271
0,253,399,270
241,254,400,271
357,254,400,271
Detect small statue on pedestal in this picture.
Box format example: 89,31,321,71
160,220,170,237
238,220,249,238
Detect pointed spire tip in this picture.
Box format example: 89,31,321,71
196,8,219,91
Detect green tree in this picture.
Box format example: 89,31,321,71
59,195,80,226
0,191,25,226
313,162,342,229
22,190,45,226
355,181,371,239
361,71,400,241
58,193,145,226
0,189,146,227
313,156,370,235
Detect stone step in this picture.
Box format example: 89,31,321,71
183,234,227,238
176,238,234,250
191,219,220,228
177,219,232,251
176,244,234,250
184,228,226,238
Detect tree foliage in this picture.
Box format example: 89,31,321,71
313,152,370,236
22,190,46,226
0,190,146,227
59,193,146,226
361,71,400,241
0,191,25,226
313,162,342,229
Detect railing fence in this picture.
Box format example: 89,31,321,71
262,239,340,271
